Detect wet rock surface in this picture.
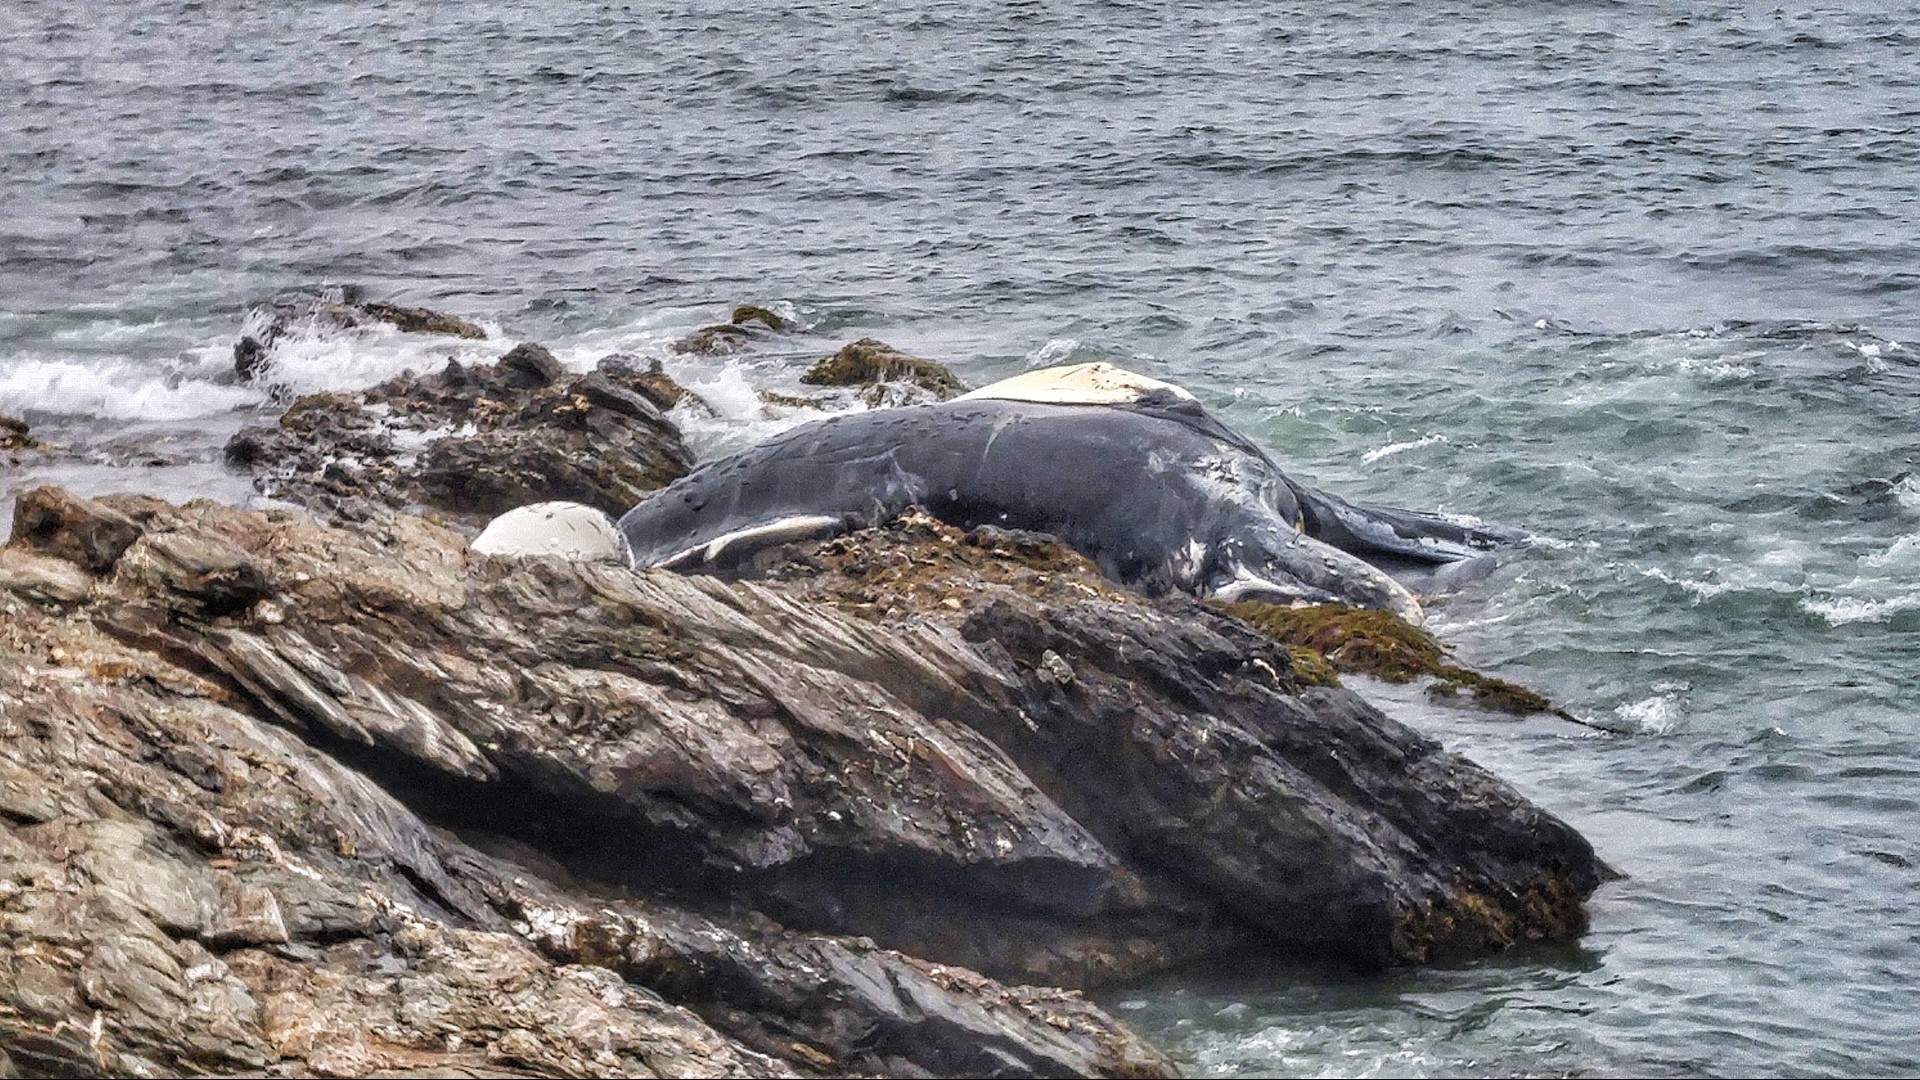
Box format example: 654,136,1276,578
225,348,694,528
0,478,1603,1076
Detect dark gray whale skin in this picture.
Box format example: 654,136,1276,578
616,391,1522,613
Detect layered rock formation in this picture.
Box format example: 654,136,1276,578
0,479,1602,1077
0,490,1173,1078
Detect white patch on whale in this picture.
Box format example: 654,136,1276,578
957,362,1198,406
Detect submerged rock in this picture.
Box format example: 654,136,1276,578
225,350,694,527
672,303,796,356
801,338,969,405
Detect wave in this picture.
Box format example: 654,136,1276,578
0,358,255,422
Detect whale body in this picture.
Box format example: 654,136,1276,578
609,363,1522,619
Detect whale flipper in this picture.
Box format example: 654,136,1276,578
1205,506,1426,622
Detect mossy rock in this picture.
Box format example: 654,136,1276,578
669,304,793,355
730,304,792,332
801,339,968,400
671,323,753,355
359,300,487,340
1220,601,1566,718
1,413,37,451
1284,646,1342,689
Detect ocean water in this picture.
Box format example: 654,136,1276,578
5,1,1920,1075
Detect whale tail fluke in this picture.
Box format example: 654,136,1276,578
1286,482,1529,566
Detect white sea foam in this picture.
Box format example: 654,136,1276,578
250,320,511,396
1361,432,1448,464
1612,690,1685,735
1801,592,1920,626
1862,533,1920,570
1796,532,1920,625
0,358,256,421
684,364,768,423
1678,352,1759,381
544,304,731,371
1894,475,1920,514
1027,337,1082,366
667,359,874,460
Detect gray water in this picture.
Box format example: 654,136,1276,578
5,1,1919,1075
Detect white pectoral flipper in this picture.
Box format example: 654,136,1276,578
655,514,846,570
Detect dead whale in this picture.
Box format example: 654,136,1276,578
594,363,1523,620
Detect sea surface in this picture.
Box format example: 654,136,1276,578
5,1,1919,1075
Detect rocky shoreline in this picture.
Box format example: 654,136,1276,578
0,302,1608,1078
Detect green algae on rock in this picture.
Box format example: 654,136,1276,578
1220,600,1568,718
729,303,792,332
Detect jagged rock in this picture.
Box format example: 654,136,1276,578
9,486,145,573
801,338,968,406
671,322,754,355
114,530,270,618
497,342,567,388
730,305,792,332
13,493,1602,983
0,491,1175,1078
764,514,1606,963
233,288,487,384
0,547,93,607
357,299,488,340
595,354,702,413
225,353,694,527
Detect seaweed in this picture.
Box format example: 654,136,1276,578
1220,601,1569,718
